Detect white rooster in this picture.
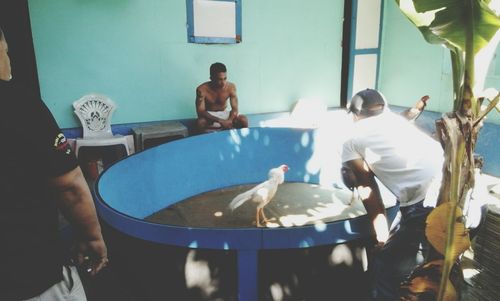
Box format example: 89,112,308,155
228,164,289,227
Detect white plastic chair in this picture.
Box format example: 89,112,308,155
73,94,130,157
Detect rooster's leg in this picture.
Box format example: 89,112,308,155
261,208,270,223
256,208,262,227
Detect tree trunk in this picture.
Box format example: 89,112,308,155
433,110,481,301
435,111,480,209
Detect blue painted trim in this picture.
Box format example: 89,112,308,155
375,0,385,89
352,48,379,55
236,0,242,42
347,0,358,100
185,0,195,43
190,36,238,44
347,0,383,97
186,0,242,44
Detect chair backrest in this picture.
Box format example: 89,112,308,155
73,94,117,138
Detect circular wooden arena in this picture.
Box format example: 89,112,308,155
95,127,398,301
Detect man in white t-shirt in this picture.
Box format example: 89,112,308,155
341,89,444,301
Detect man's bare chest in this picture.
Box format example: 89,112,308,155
205,90,229,105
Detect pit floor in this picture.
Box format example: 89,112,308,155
145,182,372,228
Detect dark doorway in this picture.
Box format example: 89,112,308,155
0,0,41,99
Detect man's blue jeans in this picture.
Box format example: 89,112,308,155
369,200,433,301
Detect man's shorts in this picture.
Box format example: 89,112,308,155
207,111,231,128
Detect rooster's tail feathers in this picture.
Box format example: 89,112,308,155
228,191,253,211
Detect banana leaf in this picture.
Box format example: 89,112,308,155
394,1,500,300
396,0,500,55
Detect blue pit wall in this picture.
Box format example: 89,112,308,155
62,106,500,177
92,126,401,301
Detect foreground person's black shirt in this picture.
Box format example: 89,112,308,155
0,79,78,300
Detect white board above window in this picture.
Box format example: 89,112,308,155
186,0,242,44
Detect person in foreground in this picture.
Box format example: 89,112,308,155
195,62,248,133
340,89,444,301
0,26,107,300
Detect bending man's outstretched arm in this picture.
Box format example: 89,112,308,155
343,159,389,246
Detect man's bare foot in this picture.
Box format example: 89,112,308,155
402,95,430,121
415,95,430,111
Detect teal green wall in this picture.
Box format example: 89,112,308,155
28,0,344,129
379,0,500,124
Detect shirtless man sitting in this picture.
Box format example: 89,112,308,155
195,62,248,133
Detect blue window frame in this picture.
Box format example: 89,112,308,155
186,0,242,44
347,0,384,99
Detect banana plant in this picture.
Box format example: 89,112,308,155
395,0,500,300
